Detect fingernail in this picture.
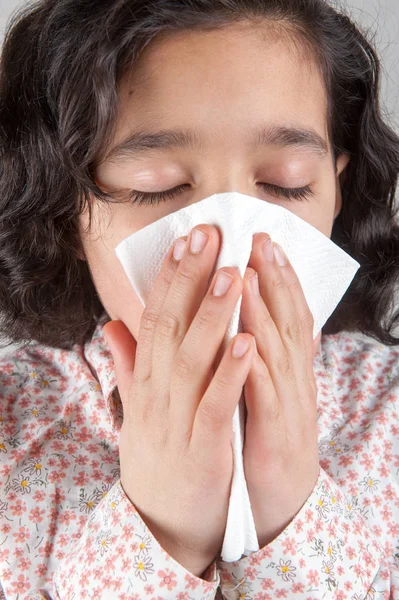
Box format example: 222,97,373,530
213,271,234,296
249,273,260,296
189,228,209,254
273,243,287,267
262,238,274,262
232,336,250,358
173,239,187,261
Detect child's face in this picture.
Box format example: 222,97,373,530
79,22,350,341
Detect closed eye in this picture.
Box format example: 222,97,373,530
124,182,315,206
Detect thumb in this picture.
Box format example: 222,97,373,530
102,320,137,403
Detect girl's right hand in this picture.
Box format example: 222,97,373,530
103,225,256,578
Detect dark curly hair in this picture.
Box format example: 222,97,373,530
0,0,398,351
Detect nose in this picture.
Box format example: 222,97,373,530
185,162,260,206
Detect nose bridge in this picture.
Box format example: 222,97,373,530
191,154,254,201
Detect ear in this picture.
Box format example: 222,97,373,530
334,153,351,220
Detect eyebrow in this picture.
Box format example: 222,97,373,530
102,123,329,164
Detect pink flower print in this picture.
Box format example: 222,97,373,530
31,489,46,503
14,546,24,558
73,470,89,486
359,453,375,470
184,572,200,590
13,526,30,544
243,566,257,581
281,536,297,556
48,470,66,484
306,569,320,587
0,548,9,561
378,463,390,478
380,506,393,522
10,499,27,517
338,455,354,468
75,427,93,443
121,523,134,541
176,593,189,600
18,556,32,570
57,533,70,548
49,487,66,503
29,505,46,523
158,568,177,591
10,573,31,595
260,578,275,590
59,510,76,526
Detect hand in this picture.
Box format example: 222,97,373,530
239,233,321,548
103,225,256,577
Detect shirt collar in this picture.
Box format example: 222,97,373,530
83,311,122,431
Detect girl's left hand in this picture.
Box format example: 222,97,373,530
240,232,321,548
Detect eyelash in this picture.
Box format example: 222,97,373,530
126,182,315,206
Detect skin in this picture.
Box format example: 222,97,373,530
78,20,350,353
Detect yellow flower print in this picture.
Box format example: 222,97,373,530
135,533,152,557
133,554,155,582
79,489,99,514
0,442,7,453
54,419,76,440
96,530,112,556
315,495,330,519
326,542,338,561
359,475,380,493
22,457,43,477
11,474,32,495
276,559,296,582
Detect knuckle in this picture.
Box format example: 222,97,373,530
140,308,160,332
199,399,225,430
283,318,302,346
175,263,201,287
173,350,196,381
157,311,182,341
257,311,274,331
196,305,219,331
270,274,285,291
275,353,292,378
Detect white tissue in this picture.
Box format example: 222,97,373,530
114,191,360,562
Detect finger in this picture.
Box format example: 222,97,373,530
245,233,309,380
132,237,186,386
102,320,137,406
151,225,222,393
239,265,296,412
170,265,244,431
191,333,256,456
244,352,280,439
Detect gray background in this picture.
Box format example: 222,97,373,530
0,0,397,351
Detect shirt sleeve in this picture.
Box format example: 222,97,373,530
217,467,399,599
4,479,220,600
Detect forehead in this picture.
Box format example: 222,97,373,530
116,22,328,146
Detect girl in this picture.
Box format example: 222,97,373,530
0,0,398,598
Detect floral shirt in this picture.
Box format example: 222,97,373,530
0,310,398,600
